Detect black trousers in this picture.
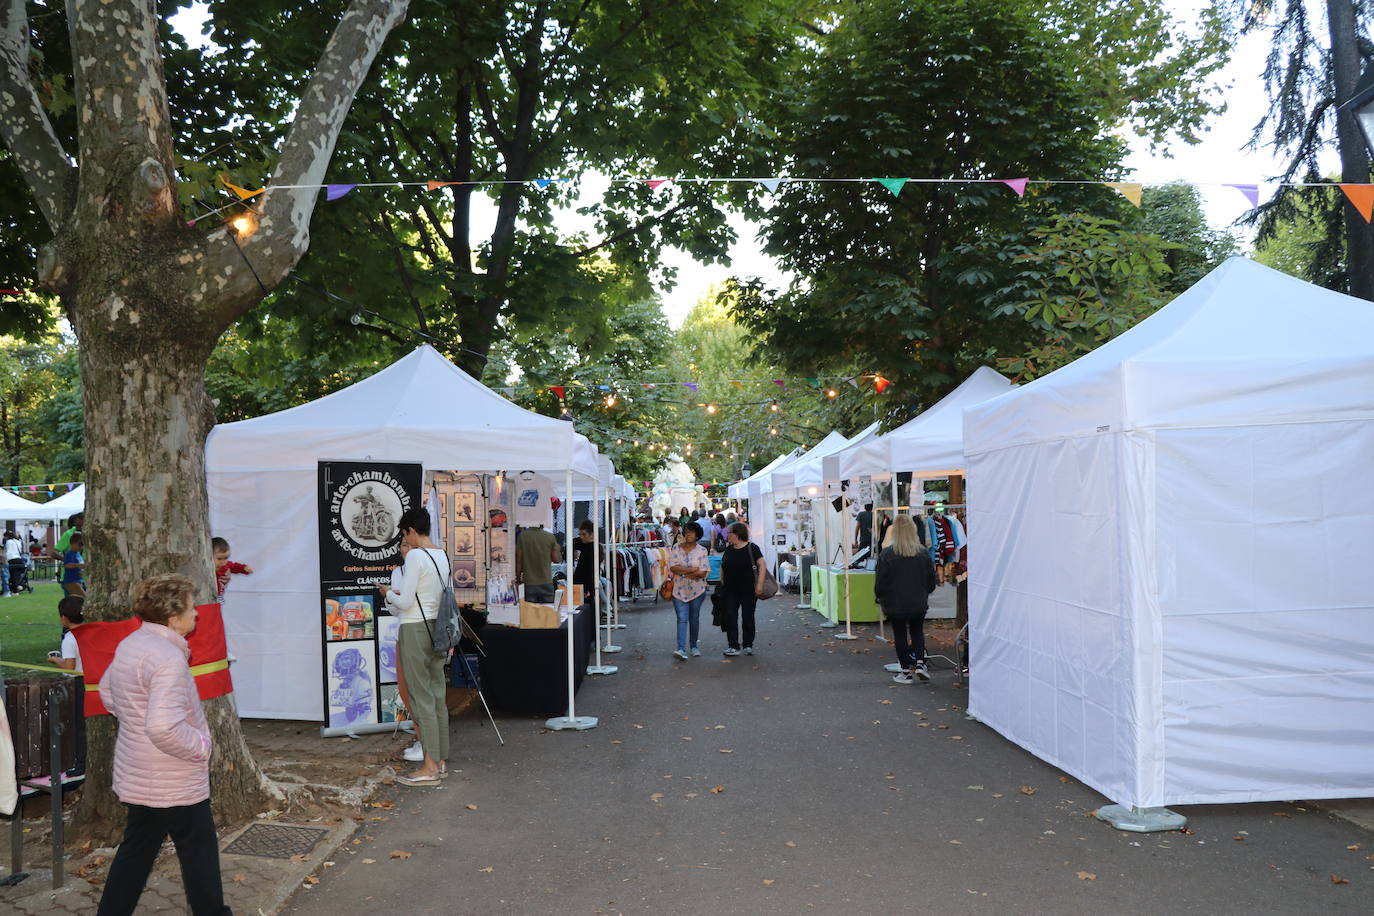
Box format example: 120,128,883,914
888,609,928,669
97,799,230,915
721,591,757,650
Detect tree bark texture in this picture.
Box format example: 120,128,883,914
1328,0,1374,300
1,0,409,841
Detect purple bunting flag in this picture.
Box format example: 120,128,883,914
325,184,358,201
1225,184,1260,208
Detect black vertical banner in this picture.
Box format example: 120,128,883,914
318,461,422,733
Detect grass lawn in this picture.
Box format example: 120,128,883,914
0,579,69,668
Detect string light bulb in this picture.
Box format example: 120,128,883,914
706,404,717,415
826,388,837,399
770,400,779,412
769,427,778,435
228,209,259,239
605,394,617,408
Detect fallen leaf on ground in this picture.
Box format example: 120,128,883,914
936,724,950,730
762,879,775,885
650,793,665,801
949,735,963,740
710,785,725,794
967,785,984,791
684,793,698,798
1059,776,1070,783
918,723,930,728
992,793,1004,798
1077,871,1096,881
949,840,962,845
231,873,248,883
1346,844,1360,851
1178,827,1195,835
361,858,377,864
878,700,892,705
389,850,412,859
465,804,479,810
304,876,319,885
785,841,797,847
611,740,622,745
289,854,311,863
1233,835,1245,841
719,749,734,754
1331,875,1349,885
1020,786,1038,796
370,800,395,809
479,866,494,873
1272,811,1291,818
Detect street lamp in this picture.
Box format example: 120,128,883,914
1338,62,1374,157
740,461,753,479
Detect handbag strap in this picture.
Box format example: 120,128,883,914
412,547,451,643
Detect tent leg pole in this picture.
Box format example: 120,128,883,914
837,492,857,640
547,468,596,730
1095,805,1187,833
588,481,617,675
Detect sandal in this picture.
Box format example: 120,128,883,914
397,771,442,787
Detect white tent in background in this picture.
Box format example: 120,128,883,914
823,368,1014,482
206,345,603,720
963,257,1374,809
29,484,85,522
0,488,51,523
791,422,880,493
728,448,800,501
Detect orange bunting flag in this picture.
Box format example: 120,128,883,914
1340,184,1374,223
220,174,264,200
427,180,462,191
1105,182,1143,207
549,385,566,400
873,375,892,394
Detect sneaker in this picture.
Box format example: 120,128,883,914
892,671,915,684
673,649,688,660
690,647,701,657
403,741,424,762
723,648,740,657
743,647,753,656
913,662,930,681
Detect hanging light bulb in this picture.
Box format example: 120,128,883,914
826,388,837,399
706,404,717,415
721,439,729,447
770,400,779,412
769,427,778,435
228,208,259,239
605,394,617,408
709,453,716,459
633,440,640,447
616,438,623,445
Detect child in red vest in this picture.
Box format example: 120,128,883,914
212,536,253,598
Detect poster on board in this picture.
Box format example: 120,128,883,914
318,460,421,734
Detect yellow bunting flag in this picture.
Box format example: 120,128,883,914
220,174,263,200
1105,182,1143,207
1339,184,1374,223
731,380,744,389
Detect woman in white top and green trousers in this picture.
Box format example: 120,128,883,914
379,508,451,786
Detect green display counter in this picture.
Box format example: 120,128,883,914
810,565,881,624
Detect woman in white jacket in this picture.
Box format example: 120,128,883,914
378,508,450,786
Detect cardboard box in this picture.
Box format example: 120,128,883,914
553,584,583,608
519,600,560,629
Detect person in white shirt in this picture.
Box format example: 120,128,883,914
382,543,421,758
377,509,450,786
3,530,24,596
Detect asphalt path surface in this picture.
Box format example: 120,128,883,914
287,596,1371,915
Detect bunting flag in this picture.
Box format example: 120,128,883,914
641,383,656,390
755,178,784,193
1106,182,1143,207
427,180,461,190
325,184,358,201
535,179,557,189
549,385,566,399
1340,184,1374,223
773,379,786,388
731,380,744,389
1000,178,1029,197
1226,183,1260,208
683,382,698,392
220,174,264,200
873,177,908,197
846,377,861,389
71,604,233,717
805,377,820,388
595,384,610,391
646,178,673,191
873,375,892,394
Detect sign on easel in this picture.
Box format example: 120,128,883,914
318,460,422,736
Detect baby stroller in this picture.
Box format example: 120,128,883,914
8,558,33,593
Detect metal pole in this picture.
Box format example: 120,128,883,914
587,479,617,675
837,495,857,640
547,468,596,730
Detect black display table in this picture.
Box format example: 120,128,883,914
473,605,594,716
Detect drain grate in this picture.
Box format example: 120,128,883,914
223,824,329,860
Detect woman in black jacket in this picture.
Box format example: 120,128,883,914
873,514,937,683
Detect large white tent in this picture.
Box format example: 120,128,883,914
0,488,51,523
962,257,1374,808
791,422,880,493
823,368,1013,482
728,448,800,501
207,345,604,719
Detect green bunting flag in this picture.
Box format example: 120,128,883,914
873,178,908,197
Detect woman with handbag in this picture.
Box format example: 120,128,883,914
874,514,938,683
378,508,450,786
719,522,768,656
666,521,710,660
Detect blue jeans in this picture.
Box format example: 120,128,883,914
0,561,8,595
673,593,705,652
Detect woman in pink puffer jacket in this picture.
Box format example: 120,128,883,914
97,574,230,915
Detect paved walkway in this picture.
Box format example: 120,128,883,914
284,595,1371,915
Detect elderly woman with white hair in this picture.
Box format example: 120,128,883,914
873,514,938,684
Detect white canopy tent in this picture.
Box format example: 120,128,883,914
823,368,1014,483
728,448,799,501
791,422,880,493
25,484,85,523
207,345,604,720
0,488,52,523
963,257,1374,808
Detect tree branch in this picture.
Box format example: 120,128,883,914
571,201,694,260
0,0,76,230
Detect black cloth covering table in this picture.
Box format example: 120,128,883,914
473,604,595,715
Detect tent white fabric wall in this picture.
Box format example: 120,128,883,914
207,345,604,720
962,257,1374,808
0,488,51,523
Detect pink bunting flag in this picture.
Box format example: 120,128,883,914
773,379,786,388
1225,184,1260,208
1000,178,1029,197
325,184,358,201
646,179,674,191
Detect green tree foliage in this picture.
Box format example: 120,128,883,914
729,0,1231,419
1252,180,1339,281
0,336,80,484
1130,184,1240,295
194,0,827,378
